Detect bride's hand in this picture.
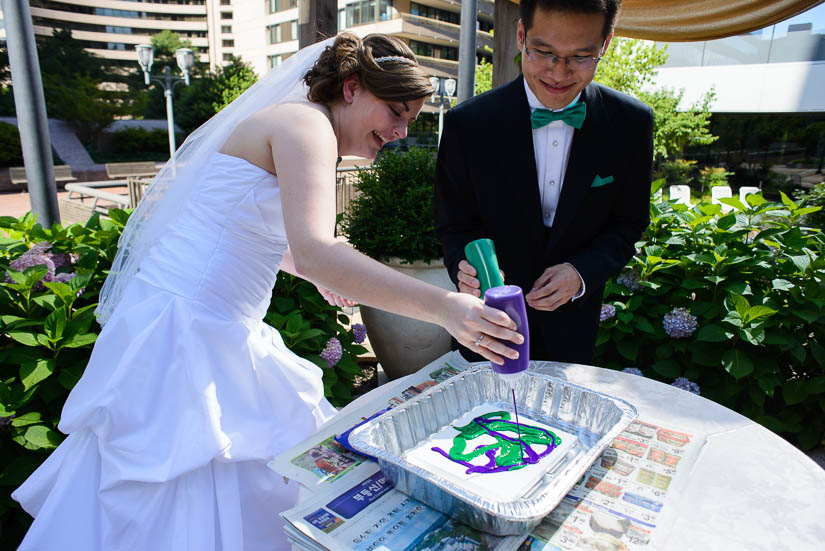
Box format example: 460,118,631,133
315,284,357,308
441,292,523,365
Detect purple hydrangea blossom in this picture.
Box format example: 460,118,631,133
622,367,644,376
0,415,12,427
616,269,642,292
4,242,78,291
352,323,367,344
320,337,343,368
600,304,616,323
662,307,697,339
671,377,701,395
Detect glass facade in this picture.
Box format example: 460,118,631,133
267,20,296,44
409,2,458,25
338,0,392,29
660,3,825,67
409,39,458,61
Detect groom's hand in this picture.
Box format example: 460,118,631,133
456,260,482,297
526,264,582,311
456,260,505,298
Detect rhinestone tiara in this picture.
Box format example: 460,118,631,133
374,55,416,65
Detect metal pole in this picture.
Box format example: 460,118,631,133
2,0,59,225
437,102,444,145
163,66,176,158
457,0,478,105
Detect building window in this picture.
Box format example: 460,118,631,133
267,23,281,44
222,25,232,33
221,11,233,19
268,54,282,69
220,0,231,5
291,20,298,39
409,2,458,25
222,39,234,47
410,40,458,61
267,0,298,13
342,0,393,28
223,53,233,61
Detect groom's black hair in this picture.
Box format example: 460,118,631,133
520,0,622,39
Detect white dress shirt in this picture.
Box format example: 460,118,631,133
524,80,586,299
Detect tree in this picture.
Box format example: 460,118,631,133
595,38,717,161
212,56,258,112
150,30,195,75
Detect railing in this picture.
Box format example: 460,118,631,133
336,167,364,216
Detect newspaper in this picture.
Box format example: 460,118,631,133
502,418,705,551
273,353,704,551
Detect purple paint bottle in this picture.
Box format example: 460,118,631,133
483,285,530,383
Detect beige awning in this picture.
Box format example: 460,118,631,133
511,0,824,41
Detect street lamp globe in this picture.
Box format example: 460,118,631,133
136,44,154,85
175,48,195,85
444,78,457,98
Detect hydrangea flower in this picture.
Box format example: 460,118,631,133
616,269,642,292
0,415,12,427
4,242,78,291
320,337,343,368
599,304,616,323
352,323,367,344
662,307,697,339
622,367,644,376
671,377,701,395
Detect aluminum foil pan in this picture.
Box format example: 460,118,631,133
348,364,637,536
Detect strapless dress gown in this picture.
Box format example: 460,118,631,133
13,152,337,550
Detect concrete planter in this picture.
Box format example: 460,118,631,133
360,258,455,380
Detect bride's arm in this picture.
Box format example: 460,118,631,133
267,105,522,365
281,247,356,308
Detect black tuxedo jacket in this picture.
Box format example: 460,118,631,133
434,77,653,364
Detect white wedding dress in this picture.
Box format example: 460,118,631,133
13,151,337,550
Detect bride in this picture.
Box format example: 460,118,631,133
12,33,523,550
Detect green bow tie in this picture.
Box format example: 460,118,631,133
531,102,587,130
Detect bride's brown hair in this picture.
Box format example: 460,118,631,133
304,33,433,104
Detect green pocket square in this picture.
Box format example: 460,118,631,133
591,175,614,188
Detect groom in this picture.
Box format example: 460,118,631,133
434,0,653,364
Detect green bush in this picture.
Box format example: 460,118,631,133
698,166,733,191
339,147,442,264
111,127,177,154
795,181,825,230
655,158,697,189
0,211,124,544
596,181,825,450
0,210,364,545
0,122,24,168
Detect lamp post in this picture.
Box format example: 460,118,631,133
136,45,194,159
428,76,456,145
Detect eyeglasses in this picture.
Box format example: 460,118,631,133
523,44,604,71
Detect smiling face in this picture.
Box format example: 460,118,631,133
517,8,612,110
337,77,425,159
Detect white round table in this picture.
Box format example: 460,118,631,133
336,357,825,550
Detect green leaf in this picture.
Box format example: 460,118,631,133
719,197,747,212
810,342,825,369
779,191,795,209
743,305,776,325
783,379,810,406
22,424,63,450
7,330,42,347
790,254,811,273
44,307,67,340
651,359,681,378
695,324,728,342
791,310,820,324
616,338,639,362
716,213,736,230
633,317,655,334
59,332,97,349
771,279,794,291
722,349,754,380
9,411,42,427
19,359,56,391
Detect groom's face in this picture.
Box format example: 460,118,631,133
518,8,611,110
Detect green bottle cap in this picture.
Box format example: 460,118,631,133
464,238,504,296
